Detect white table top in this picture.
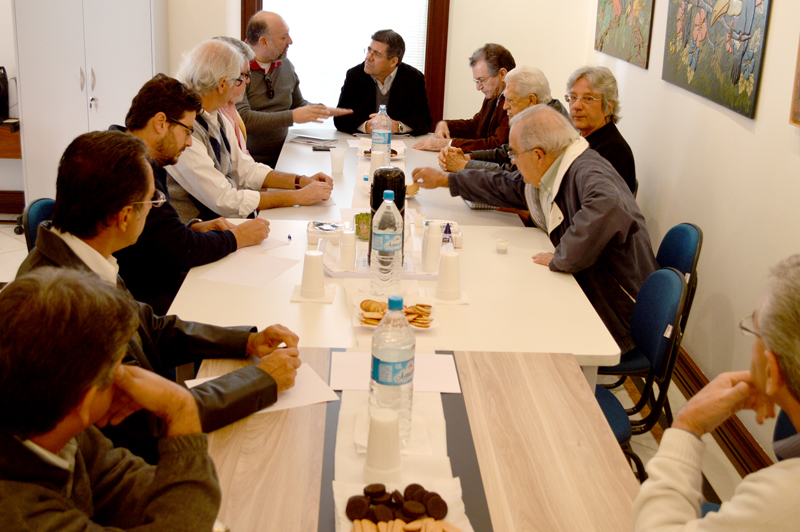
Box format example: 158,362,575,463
169,218,620,367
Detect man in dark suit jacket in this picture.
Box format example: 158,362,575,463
334,29,431,135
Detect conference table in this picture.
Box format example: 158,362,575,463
197,349,639,532
168,127,621,387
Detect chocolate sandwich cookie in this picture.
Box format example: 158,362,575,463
364,483,386,498
374,504,394,523
371,492,392,505
346,495,371,521
391,490,405,506
426,495,448,520
403,483,424,501
402,500,426,519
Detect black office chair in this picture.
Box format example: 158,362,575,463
595,268,687,481
600,223,702,425
22,198,55,251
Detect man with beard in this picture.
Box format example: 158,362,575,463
112,74,270,314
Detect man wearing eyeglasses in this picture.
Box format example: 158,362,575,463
413,104,657,354
17,130,303,465
168,39,337,223
111,74,270,315
414,43,515,152
334,30,431,135
633,255,800,531
238,11,352,166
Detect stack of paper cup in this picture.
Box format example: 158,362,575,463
363,408,402,483
436,251,461,300
339,230,356,271
330,147,346,174
414,213,427,235
422,223,442,273
300,250,325,298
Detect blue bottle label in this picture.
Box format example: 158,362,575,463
371,357,414,385
372,131,390,144
372,233,402,252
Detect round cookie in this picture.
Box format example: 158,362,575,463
391,490,405,506
374,504,394,523
346,495,370,521
371,492,392,505
426,495,448,520
364,483,386,498
402,500,426,519
403,484,424,501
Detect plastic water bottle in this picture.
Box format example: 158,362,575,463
370,190,403,296
371,104,392,167
370,295,415,447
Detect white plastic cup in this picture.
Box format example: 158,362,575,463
436,251,461,300
330,147,346,174
369,151,383,181
363,408,402,483
422,223,442,273
300,250,325,298
495,239,509,254
339,230,356,271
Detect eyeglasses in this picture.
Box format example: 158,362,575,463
132,189,166,209
232,72,251,87
472,75,491,86
507,147,539,160
565,94,603,105
262,72,275,99
739,312,761,338
167,117,194,135
364,47,386,60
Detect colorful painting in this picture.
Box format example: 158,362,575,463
662,0,771,119
595,0,657,69
791,36,800,127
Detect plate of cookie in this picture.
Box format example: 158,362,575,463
363,148,405,160
353,299,437,330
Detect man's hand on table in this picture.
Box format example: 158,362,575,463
247,324,299,357
191,217,235,233
300,173,333,188
439,147,469,171
365,113,402,134
434,120,450,138
412,167,449,189
231,218,270,249
96,365,201,438
256,348,301,393
296,179,332,205
673,371,775,438
413,137,451,152
532,252,554,266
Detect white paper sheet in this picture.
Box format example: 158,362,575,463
329,351,461,393
237,236,290,254
197,254,298,287
186,363,339,414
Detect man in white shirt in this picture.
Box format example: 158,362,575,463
168,38,333,223
632,254,800,531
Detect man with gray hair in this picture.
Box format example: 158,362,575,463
413,104,657,352
438,65,568,173
238,11,351,166
167,38,334,222
632,254,800,530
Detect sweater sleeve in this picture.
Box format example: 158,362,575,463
334,68,368,134
236,88,295,134
448,168,528,210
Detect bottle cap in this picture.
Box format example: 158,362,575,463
388,295,403,310
383,190,395,201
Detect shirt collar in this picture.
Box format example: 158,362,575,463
538,151,564,196
251,59,281,74
21,438,78,472
52,228,119,285
372,66,398,95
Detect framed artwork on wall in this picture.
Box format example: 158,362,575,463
595,0,657,69
790,35,800,127
661,0,772,119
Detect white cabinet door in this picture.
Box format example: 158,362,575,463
83,0,154,131
14,0,89,201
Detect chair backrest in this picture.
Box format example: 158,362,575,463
656,223,703,331
22,198,55,251
630,268,688,383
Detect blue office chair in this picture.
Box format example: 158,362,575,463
22,198,55,251
600,223,702,424
595,268,687,480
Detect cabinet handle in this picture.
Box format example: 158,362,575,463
91,68,96,91
89,96,98,109
79,67,85,91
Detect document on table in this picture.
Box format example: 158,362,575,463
329,350,461,393
186,364,339,414
197,254,298,287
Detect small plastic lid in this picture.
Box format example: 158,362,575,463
383,190,395,201
388,295,403,310
379,104,387,111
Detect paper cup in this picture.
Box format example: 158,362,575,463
330,147,346,174
436,251,461,300
495,238,509,254
363,408,402,483
300,250,325,298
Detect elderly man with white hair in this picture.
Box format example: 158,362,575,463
438,66,568,173
413,104,657,353
633,254,800,531
167,39,333,223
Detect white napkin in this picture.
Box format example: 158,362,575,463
353,406,433,457
290,284,336,303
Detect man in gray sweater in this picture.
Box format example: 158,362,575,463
0,268,221,531
238,11,352,166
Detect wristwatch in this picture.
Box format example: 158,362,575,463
398,123,405,134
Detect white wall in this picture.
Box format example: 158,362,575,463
165,0,240,76
0,0,24,191
447,0,800,457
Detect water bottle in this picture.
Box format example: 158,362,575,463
370,295,415,448
370,190,403,296
371,104,392,167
